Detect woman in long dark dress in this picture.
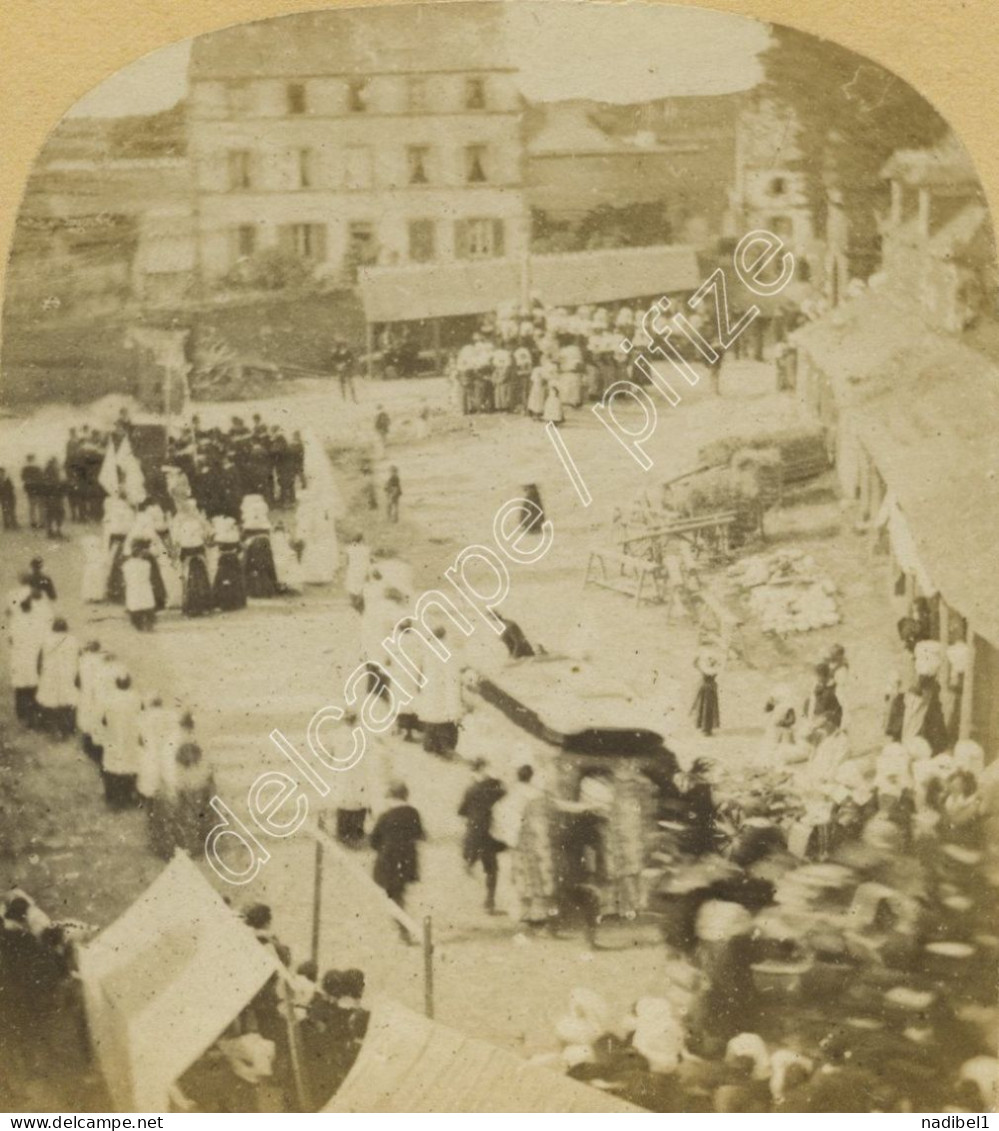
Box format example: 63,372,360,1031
212,532,247,611
243,530,279,599
692,648,721,737
181,547,213,616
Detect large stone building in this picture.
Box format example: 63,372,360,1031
186,4,529,283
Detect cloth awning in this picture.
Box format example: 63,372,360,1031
875,491,937,596
322,999,643,1113
477,655,667,748
76,852,279,1112
359,244,701,323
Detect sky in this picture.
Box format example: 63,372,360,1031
67,2,771,118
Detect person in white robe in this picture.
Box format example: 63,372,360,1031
100,669,142,809
76,641,105,760
297,486,339,585
344,536,371,612
36,618,80,738
123,544,158,631
7,586,44,726
271,522,304,593
137,696,182,811
412,626,463,757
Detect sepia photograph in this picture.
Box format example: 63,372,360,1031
1,0,997,1117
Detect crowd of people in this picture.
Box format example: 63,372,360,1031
0,886,372,1113
445,297,723,424
173,904,370,1112
69,414,341,629
6,554,217,854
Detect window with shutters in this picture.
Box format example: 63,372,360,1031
227,150,253,191
465,144,487,184
464,77,486,110
455,217,504,259
408,219,435,263
280,223,327,261
297,148,315,189
407,146,430,185
348,79,368,112
348,221,378,266
287,83,307,115
344,146,374,190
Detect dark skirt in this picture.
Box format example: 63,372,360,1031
244,534,278,599
14,686,37,726
336,808,367,846
106,535,126,604
103,770,138,810
692,675,720,735
181,549,213,617
213,547,247,611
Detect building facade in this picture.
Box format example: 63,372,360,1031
186,4,529,284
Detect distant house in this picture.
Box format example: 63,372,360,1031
185,4,529,283
525,95,739,246
727,93,814,260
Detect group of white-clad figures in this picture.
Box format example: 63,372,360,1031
6,566,215,855
81,466,340,630
447,297,657,424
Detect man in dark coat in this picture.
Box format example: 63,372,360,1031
370,782,424,940
458,760,506,912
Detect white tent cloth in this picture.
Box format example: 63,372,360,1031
876,491,937,596
77,853,279,1112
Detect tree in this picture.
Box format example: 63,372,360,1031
760,26,949,265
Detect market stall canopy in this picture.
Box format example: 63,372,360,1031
76,852,280,1112
358,244,701,324
322,998,642,1113
854,340,999,647
476,654,668,753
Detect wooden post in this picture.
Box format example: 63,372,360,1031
433,317,442,374
281,977,313,1112
310,838,323,968
960,634,977,740
366,321,374,381
423,916,434,1020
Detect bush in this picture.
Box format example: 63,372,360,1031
219,249,319,293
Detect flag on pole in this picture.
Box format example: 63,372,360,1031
117,435,147,506
97,442,119,497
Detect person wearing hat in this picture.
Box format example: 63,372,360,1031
27,557,57,603
370,782,425,942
